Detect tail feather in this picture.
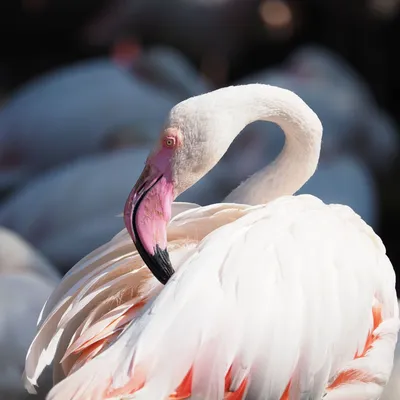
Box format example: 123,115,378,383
325,317,400,399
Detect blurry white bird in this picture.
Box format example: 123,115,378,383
227,62,385,227
0,146,225,271
0,60,167,183
287,45,399,172
0,228,59,400
25,84,399,400
0,148,150,270
298,154,378,227
0,47,211,192
131,46,212,100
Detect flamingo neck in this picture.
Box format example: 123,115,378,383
221,84,323,205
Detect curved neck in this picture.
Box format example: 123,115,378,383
220,84,323,205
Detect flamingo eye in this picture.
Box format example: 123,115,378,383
164,137,176,148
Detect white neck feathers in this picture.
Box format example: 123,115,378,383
172,84,323,204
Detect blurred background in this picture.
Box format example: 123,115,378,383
0,0,400,398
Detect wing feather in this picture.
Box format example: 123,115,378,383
25,202,250,394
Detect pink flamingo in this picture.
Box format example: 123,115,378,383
25,84,399,399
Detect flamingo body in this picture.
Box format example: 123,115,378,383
25,197,399,399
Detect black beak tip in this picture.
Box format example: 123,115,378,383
151,245,174,285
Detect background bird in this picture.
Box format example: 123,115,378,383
0,145,227,272
0,46,211,193
222,45,399,228
0,228,60,400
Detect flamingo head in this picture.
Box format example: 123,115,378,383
123,123,218,284
124,88,249,284
123,129,177,285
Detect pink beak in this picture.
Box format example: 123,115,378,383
124,163,175,284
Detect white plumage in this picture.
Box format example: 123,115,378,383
25,198,399,399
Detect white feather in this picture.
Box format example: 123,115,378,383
43,196,399,399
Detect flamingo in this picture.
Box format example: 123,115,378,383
25,84,399,399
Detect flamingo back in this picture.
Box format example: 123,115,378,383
25,195,399,399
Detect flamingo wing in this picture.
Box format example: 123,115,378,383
24,202,248,393
42,195,398,400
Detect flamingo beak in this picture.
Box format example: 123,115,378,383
124,163,175,284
